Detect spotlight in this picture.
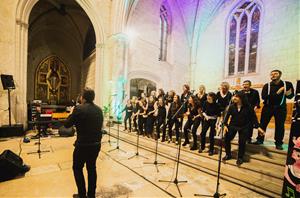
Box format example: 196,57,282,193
126,28,137,41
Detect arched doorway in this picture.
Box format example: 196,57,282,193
27,0,95,104
130,78,157,98
15,0,105,125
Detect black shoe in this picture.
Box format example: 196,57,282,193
253,141,263,145
247,140,252,144
208,151,214,156
73,194,87,198
222,155,232,161
236,158,243,166
276,145,283,150
198,148,203,153
190,145,197,150
182,141,189,146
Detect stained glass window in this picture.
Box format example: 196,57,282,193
249,7,260,73
238,14,248,74
226,1,261,76
228,18,237,76
159,5,169,61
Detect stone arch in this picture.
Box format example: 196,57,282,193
15,0,106,125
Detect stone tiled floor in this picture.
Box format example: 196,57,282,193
0,130,280,198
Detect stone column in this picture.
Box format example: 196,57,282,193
15,20,29,127
94,43,105,107
109,33,129,119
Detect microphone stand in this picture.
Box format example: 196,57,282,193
143,123,165,172
108,120,126,153
194,102,231,198
159,93,193,197
27,122,50,159
128,116,148,159
103,101,116,146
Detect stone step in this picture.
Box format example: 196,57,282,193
108,128,283,197
117,127,286,168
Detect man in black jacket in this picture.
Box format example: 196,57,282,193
254,70,294,150
64,88,103,198
241,80,260,143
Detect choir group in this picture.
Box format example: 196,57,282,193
122,70,294,165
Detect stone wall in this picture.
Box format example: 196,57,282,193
81,52,96,90
193,0,299,92
127,0,191,94
0,0,19,125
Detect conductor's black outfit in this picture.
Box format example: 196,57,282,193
64,102,103,198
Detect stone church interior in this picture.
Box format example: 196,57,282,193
0,0,299,197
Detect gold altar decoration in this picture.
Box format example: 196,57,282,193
35,55,71,104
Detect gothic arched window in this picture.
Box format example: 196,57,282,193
226,0,262,76
159,5,169,61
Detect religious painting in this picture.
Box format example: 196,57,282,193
35,55,71,104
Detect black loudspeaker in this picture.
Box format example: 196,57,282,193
0,124,24,137
58,126,75,137
0,74,15,90
0,150,28,181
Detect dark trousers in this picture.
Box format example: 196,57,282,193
248,125,254,142
168,118,180,141
138,116,146,135
225,126,248,159
146,115,155,136
73,145,101,198
124,113,132,130
156,117,166,139
183,118,201,145
200,119,217,151
179,117,184,131
257,105,287,145
133,116,137,130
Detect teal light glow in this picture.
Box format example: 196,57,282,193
113,76,126,121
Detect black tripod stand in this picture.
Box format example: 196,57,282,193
103,102,116,146
144,126,165,172
128,125,148,160
159,95,192,197
159,128,187,197
27,123,50,159
108,120,126,153
194,112,228,198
